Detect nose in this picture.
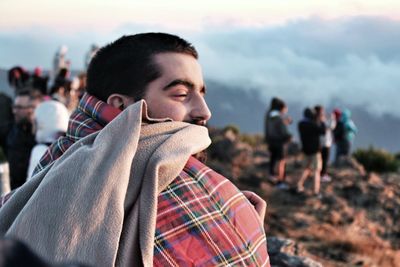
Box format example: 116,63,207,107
190,95,212,123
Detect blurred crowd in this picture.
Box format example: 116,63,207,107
0,44,98,195
264,97,357,197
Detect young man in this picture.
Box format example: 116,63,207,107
0,33,269,267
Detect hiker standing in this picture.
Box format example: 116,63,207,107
297,108,326,196
315,105,334,182
265,97,292,189
333,108,357,163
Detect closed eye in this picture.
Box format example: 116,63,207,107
173,93,188,97
170,90,189,101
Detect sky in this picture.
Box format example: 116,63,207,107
1,0,400,32
1,0,400,118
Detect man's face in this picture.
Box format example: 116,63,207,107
141,52,212,125
13,95,34,123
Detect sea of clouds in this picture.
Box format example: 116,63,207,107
1,16,399,117
193,16,400,118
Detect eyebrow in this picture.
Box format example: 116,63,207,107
163,79,206,93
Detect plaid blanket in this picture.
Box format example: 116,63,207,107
1,93,270,266
155,156,270,266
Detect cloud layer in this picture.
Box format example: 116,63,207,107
0,16,399,118
193,16,400,118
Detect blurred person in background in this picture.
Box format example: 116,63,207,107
333,108,357,163
27,100,69,179
7,66,30,93
0,89,42,189
332,108,343,163
50,68,70,106
0,93,13,196
264,97,292,189
314,105,334,182
49,84,68,106
0,93,13,143
52,45,69,82
297,107,326,196
341,109,358,156
31,67,49,95
53,68,71,90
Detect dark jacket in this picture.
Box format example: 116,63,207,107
0,93,13,139
298,119,326,155
333,121,345,142
264,111,292,146
2,121,36,189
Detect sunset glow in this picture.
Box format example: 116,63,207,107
1,0,399,33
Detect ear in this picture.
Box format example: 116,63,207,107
107,94,125,110
107,94,135,110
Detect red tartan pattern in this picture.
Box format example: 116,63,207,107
154,156,270,267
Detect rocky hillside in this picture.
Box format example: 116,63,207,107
206,127,400,267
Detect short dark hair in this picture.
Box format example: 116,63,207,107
303,107,315,120
86,33,198,102
314,105,323,116
269,97,286,112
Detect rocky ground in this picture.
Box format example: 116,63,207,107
206,127,400,267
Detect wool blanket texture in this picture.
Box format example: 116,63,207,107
0,100,211,267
